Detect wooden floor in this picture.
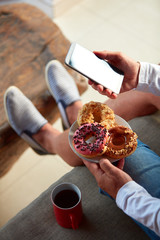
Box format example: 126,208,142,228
0,3,87,177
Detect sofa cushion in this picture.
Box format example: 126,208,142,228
0,166,149,239
129,111,160,156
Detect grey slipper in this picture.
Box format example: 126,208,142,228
45,60,81,130
4,86,50,155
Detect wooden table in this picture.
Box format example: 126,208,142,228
0,3,87,177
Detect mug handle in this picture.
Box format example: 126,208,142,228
69,214,79,229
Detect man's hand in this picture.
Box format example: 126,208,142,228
83,158,132,199
88,51,140,99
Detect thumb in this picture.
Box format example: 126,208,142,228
93,51,108,59
93,50,119,62
99,158,115,173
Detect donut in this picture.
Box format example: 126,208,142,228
73,123,108,158
77,101,116,129
104,126,138,159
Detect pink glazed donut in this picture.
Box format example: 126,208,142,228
73,123,108,158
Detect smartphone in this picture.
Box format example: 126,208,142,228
65,43,124,94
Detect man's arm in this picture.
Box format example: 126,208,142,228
116,181,160,236
88,51,160,98
137,62,160,96
83,158,160,236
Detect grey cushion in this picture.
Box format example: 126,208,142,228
129,111,160,156
0,167,149,240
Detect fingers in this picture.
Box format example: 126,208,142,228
104,89,117,99
99,158,114,173
84,158,125,176
84,158,123,176
93,50,123,63
83,159,98,173
82,160,104,180
93,51,108,59
88,79,104,92
116,158,125,170
99,158,125,173
88,79,117,99
84,158,115,180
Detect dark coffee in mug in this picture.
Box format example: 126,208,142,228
51,183,82,229
54,189,79,208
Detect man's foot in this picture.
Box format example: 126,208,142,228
45,60,82,129
4,86,50,155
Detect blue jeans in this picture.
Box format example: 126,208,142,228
100,140,160,239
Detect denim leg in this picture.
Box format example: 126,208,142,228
124,139,160,198
123,140,160,239
100,140,160,239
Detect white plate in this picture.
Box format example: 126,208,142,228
68,115,131,163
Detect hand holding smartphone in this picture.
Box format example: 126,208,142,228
65,43,124,94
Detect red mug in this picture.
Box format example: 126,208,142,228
51,182,83,229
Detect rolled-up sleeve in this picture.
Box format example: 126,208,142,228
136,62,160,96
116,181,160,236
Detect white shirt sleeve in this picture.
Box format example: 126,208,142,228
116,181,160,236
136,62,160,96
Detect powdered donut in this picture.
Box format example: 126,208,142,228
77,101,116,129
104,126,138,159
73,123,108,158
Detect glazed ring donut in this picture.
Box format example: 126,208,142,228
104,126,138,159
73,123,108,158
77,101,116,129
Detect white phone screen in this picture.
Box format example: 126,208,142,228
65,43,124,94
